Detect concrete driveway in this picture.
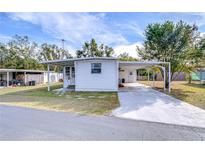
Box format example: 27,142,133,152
112,83,205,128
1,105,205,140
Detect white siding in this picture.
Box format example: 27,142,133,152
75,60,118,91
119,66,137,83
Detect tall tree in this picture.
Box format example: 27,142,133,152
137,21,202,84
2,35,43,70
0,43,8,68
38,43,72,71
76,38,114,58
118,52,137,61
39,43,72,61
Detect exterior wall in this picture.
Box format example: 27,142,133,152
75,60,118,91
119,67,136,83
26,74,44,85
44,72,63,84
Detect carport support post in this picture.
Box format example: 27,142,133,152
47,64,50,91
6,71,9,87
152,71,155,87
147,69,150,82
24,72,26,86
63,66,66,89
163,67,166,91
168,62,171,93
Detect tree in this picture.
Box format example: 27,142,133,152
76,38,114,58
137,21,202,85
181,36,205,83
38,43,72,71
118,52,137,61
0,43,8,68
2,35,43,70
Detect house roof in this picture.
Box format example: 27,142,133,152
40,57,118,66
0,69,46,73
40,57,169,68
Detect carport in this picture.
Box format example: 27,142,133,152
0,69,45,87
118,61,171,92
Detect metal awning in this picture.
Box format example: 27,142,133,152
0,69,46,73
119,61,169,68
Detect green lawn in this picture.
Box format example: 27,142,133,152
0,83,119,115
139,81,205,110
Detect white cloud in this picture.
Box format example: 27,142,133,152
125,22,144,37
200,32,205,37
8,13,128,47
114,42,143,58
0,34,12,43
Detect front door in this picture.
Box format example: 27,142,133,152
64,67,75,88
128,71,135,83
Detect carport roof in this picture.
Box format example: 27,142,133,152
119,61,170,69
119,61,169,66
0,69,46,73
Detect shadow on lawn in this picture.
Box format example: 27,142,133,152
181,83,205,89
0,84,62,96
153,86,195,101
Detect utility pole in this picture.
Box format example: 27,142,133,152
61,39,65,50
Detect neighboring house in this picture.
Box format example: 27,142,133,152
42,57,171,92
0,69,63,87
191,69,205,81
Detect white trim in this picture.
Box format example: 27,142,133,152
168,62,171,93
116,61,119,90
63,66,66,89
47,64,50,91
0,69,46,73
163,67,166,91
6,72,9,87
119,61,169,65
40,57,117,65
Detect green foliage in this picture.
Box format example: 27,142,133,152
137,21,205,83
38,43,72,71
0,35,44,70
39,43,72,61
76,38,114,58
0,35,73,71
118,52,138,61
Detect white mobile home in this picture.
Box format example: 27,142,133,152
41,57,171,92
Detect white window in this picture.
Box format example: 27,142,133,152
91,63,101,74
71,67,75,78
65,67,70,80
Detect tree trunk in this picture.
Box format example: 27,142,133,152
188,73,192,84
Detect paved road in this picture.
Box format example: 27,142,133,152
1,105,205,141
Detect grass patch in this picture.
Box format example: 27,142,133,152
0,83,119,115
139,81,205,110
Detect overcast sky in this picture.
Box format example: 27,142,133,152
0,12,205,57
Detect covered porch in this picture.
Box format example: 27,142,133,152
118,61,171,92
41,59,76,91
